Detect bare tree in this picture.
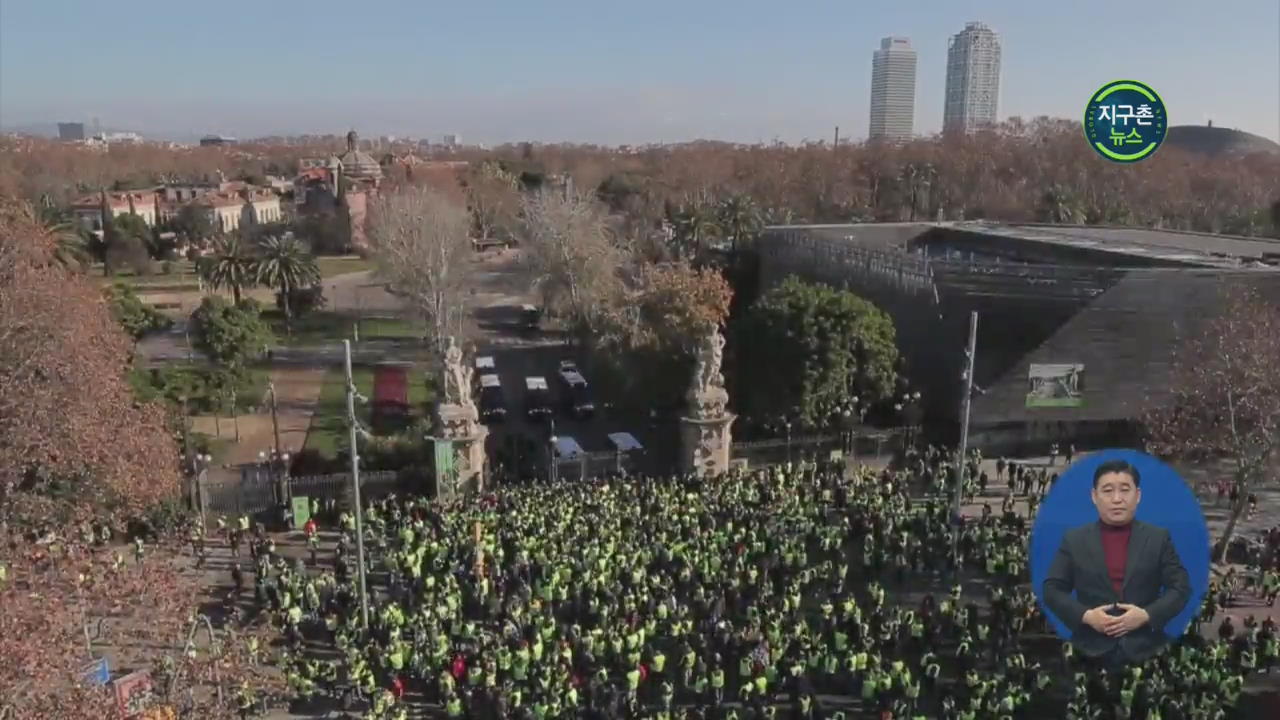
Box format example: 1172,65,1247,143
464,161,521,243
367,186,474,349
1146,283,1280,561
519,190,627,337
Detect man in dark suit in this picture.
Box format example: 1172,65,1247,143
1042,459,1192,667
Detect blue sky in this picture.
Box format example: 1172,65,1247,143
2,0,1277,144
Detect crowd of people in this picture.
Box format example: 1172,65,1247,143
222,446,1272,719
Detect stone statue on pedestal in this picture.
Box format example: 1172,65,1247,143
440,336,473,409
681,325,735,477
687,326,729,420
433,335,485,494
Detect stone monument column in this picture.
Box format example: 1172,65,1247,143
433,337,489,498
680,327,736,477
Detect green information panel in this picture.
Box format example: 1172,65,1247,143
291,496,311,530
434,439,455,497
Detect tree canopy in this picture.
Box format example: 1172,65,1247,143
104,281,174,339
734,276,898,430
189,295,272,374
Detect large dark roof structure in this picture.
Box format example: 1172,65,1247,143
756,222,1280,452
1164,125,1280,157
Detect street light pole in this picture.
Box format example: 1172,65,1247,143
954,311,979,571
268,381,282,459
344,340,370,629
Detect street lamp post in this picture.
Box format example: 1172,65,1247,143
549,434,559,484
191,453,212,528
784,418,793,466
343,339,370,630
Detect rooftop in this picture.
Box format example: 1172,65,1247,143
764,222,1280,269
972,222,1280,267
70,191,153,209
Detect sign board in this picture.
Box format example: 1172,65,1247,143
1026,363,1085,408
434,439,455,497
114,669,155,719
78,656,110,687
291,495,311,529
828,450,844,462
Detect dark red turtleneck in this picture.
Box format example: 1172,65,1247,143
1099,521,1132,596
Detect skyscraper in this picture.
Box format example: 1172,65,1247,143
869,37,917,142
943,22,1002,134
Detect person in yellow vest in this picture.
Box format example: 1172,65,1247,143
625,664,642,707
711,664,726,706
444,690,464,718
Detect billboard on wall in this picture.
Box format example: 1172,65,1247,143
1026,363,1085,408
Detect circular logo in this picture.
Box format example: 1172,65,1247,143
1029,449,1210,661
1084,80,1168,163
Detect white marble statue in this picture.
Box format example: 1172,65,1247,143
441,336,473,408
691,326,726,396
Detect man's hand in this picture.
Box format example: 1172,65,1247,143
1107,604,1150,637
1081,605,1120,635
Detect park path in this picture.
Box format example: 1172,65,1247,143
189,366,328,467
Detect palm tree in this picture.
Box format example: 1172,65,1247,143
34,200,94,271
717,194,763,254
671,200,721,262
52,226,95,270
253,235,320,332
1039,184,1086,225
198,234,257,303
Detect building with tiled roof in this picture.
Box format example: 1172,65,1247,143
190,189,283,233
70,191,158,232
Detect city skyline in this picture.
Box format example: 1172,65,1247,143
1,0,1277,145
869,37,918,142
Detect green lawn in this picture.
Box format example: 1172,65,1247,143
129,363,270,414
304,364,434,458
316,255,375,277
264,310,423,346
90,255,368,291
93,260,201,290
187,432,236,465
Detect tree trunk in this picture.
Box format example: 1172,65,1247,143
232,285,242,304
282,280,292,336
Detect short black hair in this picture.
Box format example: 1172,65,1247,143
1093,459,1140,489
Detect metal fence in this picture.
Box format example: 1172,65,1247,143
729,430,905,469
201,469,402,519
553,450,640,481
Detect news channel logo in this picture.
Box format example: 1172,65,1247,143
1029,449,1210,642
1084,80,1168,163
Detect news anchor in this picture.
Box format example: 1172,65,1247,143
1041,459,1191,666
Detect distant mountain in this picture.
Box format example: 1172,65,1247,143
1165,125,1280,157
